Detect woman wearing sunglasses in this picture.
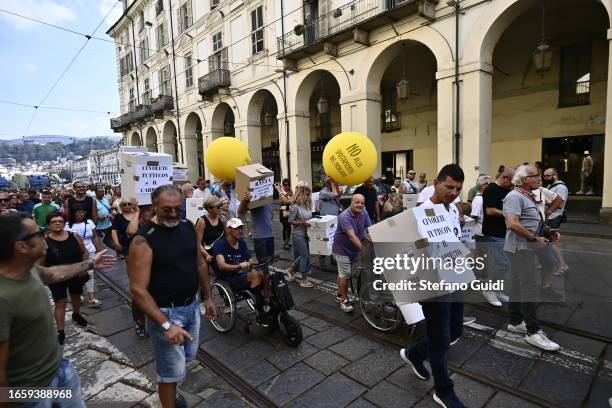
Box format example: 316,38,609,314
287,183,314,288
110,198,138,259
195,196,226,269
39,212,90,345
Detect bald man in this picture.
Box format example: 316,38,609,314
331,194,372,313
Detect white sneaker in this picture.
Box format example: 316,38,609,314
463,316,476,326
482,291,502,307
496,292,509,303
525,330,560,351
339,299,354,313
507,321,527,334
450,337,460,346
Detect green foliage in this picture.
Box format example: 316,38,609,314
0,137,117,164
11,173,27,188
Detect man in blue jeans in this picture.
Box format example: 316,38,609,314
400,164,466,408
129,186,216,408
481,167,515,306
238,191,274,262
0,212,115,407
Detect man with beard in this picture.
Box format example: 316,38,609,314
128,185,216,408
64,182,97,224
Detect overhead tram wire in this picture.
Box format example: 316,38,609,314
0,100,113,115
17,0,122,139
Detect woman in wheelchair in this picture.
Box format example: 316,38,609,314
212,217,271,325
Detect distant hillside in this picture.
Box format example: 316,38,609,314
0,137,119,164
2,135,121,145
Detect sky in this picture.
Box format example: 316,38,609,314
0,0,125,140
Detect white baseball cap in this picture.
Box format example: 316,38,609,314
584,150,590,155
226,218,244,229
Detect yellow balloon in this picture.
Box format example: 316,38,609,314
204,137,252,180
323,131,378,185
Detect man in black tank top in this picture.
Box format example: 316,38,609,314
64,181,97,224
129,186,216,408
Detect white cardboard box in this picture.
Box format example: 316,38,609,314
460,216,477,250
120,152,173,205
186,197,208,225
307,215,337,255
235,164,274,209
402,193,418,209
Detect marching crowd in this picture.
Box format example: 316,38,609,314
0,159,571,408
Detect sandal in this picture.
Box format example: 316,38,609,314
300,279,314,288
135,324,146,339
88,299,103,308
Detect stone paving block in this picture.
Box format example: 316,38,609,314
89,313,135,337
216,339,277,372
62,330,103,357
519,359,592,408
106,326,147,351
81,295,124,315
119,343,156,368
265,341,318,370
484,391,542,408
583,374,612,408
122,369,157,393
448,334,486,367
565,303,612,339
80,360,135,399
386,366,434,397
257,362,325,406
303,349,350,376
300,324,316,339
411,395,440,408
195,390,252,408
198,321,221,344
68,349,109,375
238,360,280,387
301,300,355,323
328,335,379,361
341,348,404,388
469,309,508,329
301,316,333,332
462,344,534,387
305,326,353,349
548,330,606,358
290,372,367,408
288,309,309,320
535,304,575,326
345,398,378,408
87,381,149,407
450,373,496,408
363,380,420,408
200,329,251,356
181,364,236,394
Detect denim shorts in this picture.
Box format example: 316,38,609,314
536,243,557,270
334,254,353,278
146,298,201,383
21,358,85,408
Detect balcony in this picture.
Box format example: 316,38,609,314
110,113,132,133
382,112,401,132
132,104,151,122
150,95,174,117
277,0,419,60
558,81,590,108
198,69,231,98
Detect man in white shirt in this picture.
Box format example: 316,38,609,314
470,175,491,234
399,164,468,408
405,170,419,194
418,184,461,205
543,168,569,273
193,177,212,200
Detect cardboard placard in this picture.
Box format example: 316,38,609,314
460,216,477,250
307,215,337,255
120,152,173,205
173,167,189,182
402,193,418,209
235,164,274,209
186,197,208,225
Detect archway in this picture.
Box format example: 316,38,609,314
145,127,158,152
366,40,438,182
184,112,204,179
162,120,179,162
294,70,342,190
247,89,280,181
489,0,609,202
211,102,235,139
130,132,142,146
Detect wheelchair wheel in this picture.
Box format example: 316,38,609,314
358,275,401,332
209,280,236,333
278,313,303,348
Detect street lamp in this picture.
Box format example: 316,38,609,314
397,44,411,101
533,1,553,77
263,111,274,127
317,74,328,115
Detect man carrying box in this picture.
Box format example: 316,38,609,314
399,164,467,408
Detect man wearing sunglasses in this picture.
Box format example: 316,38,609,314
0,212,115,406
0,191,16,215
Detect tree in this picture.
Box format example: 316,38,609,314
11,173,27,189
59,168,72,183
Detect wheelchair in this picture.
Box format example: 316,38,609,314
206,256,303,347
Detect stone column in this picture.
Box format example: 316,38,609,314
181,131,199,182
285,111,312,186
436,73,455,167
460,64,493,190
234,120,263,165
600,29,612,223
339,93,382,178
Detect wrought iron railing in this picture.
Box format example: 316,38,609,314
277,0,415,59
151,95,174,113
198,69,231,96
382,111,401,132
558,80,590,107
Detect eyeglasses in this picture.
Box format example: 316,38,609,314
121,203,131,207
524,174,540,179
17,229,45,242
0,198,9,203
158,206,183,214
48,219,66,225
408,172,416,175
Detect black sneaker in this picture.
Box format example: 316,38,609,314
433,392,465,408
71,313,88,327
175,390,187,408
399,348,430,380
57,330,66,345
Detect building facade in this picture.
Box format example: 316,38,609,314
91,148,121,186
108,0,612,222
70,157,91,184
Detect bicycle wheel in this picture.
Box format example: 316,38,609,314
209,280,237,333
358,275,402,332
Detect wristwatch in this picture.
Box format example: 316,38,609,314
528,235,537,242
160,321,171,332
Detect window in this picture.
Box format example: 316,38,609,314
143,78,151,104
559,43,591,107
156,0,164,16
139,37,149,63
208,47,228,71
156,22,167,50
251,5,264,54
128,88,136,111
212,31,223,52
159,65,172,96
138,11,145,31
210,0,220,10
178,1,192,33
119,53,134,76
185,54,193,88
121,32,129,48
381,85,400,132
